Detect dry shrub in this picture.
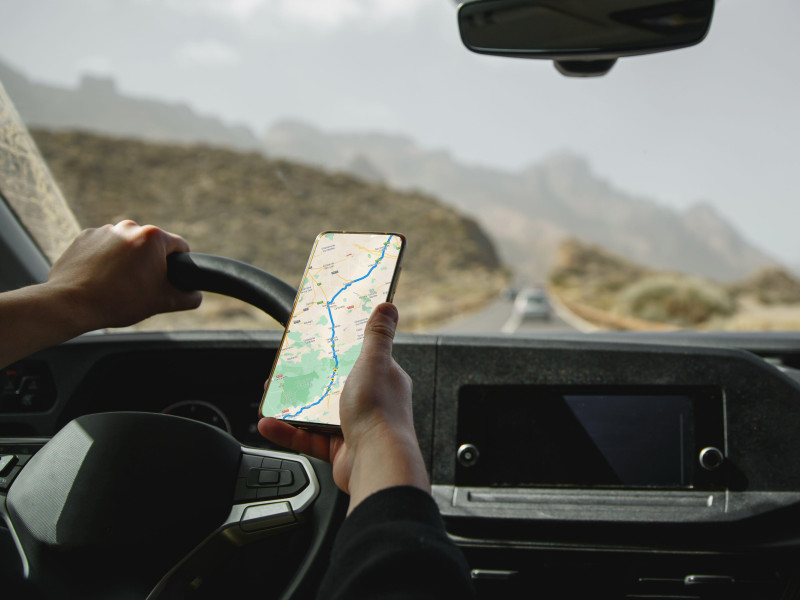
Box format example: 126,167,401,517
617,275,736,327
549,239,646,310
729,267,800,305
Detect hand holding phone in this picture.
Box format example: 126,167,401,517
258,301,430,513
259,231,406,431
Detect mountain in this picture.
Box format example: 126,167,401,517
29,129,508,330
264,120,777,282
0,57,777,283
0,58,261,151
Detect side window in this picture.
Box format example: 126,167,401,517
0,83,73,292
0,83,80,265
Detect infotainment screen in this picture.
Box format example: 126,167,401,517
456,385,724,489
557,393,692,486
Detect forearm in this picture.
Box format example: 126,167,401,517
0,283,92,368
317,486,476,600
346,426,430,515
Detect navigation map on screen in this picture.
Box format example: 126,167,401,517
260,232,404,427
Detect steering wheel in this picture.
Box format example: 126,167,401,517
1,254,348,600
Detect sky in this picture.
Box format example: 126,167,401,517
0,0,798,266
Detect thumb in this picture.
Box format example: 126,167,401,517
360,303,399,359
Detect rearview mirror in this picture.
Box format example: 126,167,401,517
458,0,714,76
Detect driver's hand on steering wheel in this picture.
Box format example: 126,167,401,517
258,302,430,515
0,220,202,368
49,219,203,330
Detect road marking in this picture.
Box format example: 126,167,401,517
501,313,522,334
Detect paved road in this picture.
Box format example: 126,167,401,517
433,297,578,335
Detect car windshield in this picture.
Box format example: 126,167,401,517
1,1,798,334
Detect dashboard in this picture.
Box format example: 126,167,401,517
3,329,800,599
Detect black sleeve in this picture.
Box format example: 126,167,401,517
316,485,476,600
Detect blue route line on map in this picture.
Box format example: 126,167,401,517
282,235,394,420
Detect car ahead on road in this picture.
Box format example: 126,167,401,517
2,1,800,599
513,287,552,320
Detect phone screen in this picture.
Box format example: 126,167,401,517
259,231,405,429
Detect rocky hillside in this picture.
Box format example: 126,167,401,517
549,239,800,331
30,129,508,331
264,120,777,283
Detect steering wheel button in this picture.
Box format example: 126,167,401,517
247,468,282,488
277,461,308,497
240,501,295,532
258,470,280,485
280,459,305,478
278,470,293,486
261,457,281,469
238,454,263,478
257,487,278,500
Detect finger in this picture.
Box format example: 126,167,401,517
163,232,191,255
360,302,398,359
164,289,203,312
113,219,139,231
133,224,190,256
189,290,203,307
257,418,333,462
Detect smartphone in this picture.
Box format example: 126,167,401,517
259,231,406,431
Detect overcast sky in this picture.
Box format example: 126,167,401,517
1,0,798,265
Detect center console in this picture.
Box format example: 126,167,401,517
429,338,800,599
